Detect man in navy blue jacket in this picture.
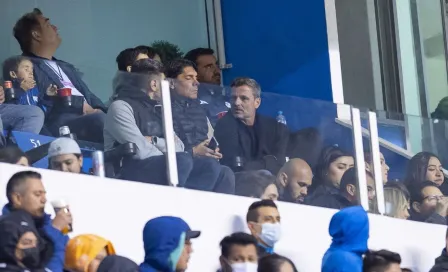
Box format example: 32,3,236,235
13,8,106,143
2,171,70,272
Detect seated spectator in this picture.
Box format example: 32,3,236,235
384,187,410,220
65,234,116,272
404,152,448,195
0,210,50,271
139,216,200,272
3,55,57,108
409,181,448,225
363,250,402,272
97,255,139,272
364,151,390,184
0,85,44,134
0,146,29,166
184,48,229,126
235,170,279,200
2,171,71,271
246,200,281,258
430,228,448,272
258,254,298,272
309,168,376,210
106,59,228,191
219,232,258,272
214,77,290,174
276,158,312,204
134,45,162,63
14,8,106,142
306,146,354,205
116,47,150,72
166,59,235,194
385,180,410,200
48,137,84,173
322,206,369,272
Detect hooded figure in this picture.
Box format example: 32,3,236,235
321,206,369,272
0,210,49,272
97,255,138,272
429,249,448,272
139,216,201,272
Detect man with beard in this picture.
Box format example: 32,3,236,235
184,48,229,126
276,158,313,203
2,171,71,272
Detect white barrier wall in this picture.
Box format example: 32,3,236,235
0,163,445,271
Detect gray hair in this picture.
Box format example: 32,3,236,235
230,77,261,98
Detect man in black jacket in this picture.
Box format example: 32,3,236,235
13,8,106,142
430,228,448,272
166,59,235,194
409,181,448,225
214,77,289,174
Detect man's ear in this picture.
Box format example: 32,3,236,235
9,71,17,79
149,79,157,92
347,184,356,196
126,66,132,72
247,221,256,235
254,97,261,109
279,172,288,188
31,30,40,40
11,192,22,207
412,201,421,213
79,155,83,167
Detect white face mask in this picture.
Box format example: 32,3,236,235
259,222,281,247
231,262,258,272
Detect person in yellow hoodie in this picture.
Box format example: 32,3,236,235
64,234,116,272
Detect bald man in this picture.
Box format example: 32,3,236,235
276,158,313,203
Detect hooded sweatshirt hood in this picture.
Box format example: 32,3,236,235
140,216,199,272
322,206,369,272
0,210,46,271
97,255,138,272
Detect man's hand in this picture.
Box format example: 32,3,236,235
193,140,222,159
52,209,73,232
83,102,95,115
435,197,448,217
20,79,36,91
0,86,4,104
46,84,58,96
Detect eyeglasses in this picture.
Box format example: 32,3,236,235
423,195,445,201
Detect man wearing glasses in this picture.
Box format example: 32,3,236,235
409,181,448,225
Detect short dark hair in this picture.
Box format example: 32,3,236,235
134,45,160,59
363,250,401,272
230,77,261,98
0,146,27,164
258,254,298,272
165,59,197,78
246,199,277,222
13,8,43,53
235,170,275,198
2,56,31,80
130,58,164,76
184,48,215,65
6,171,41,203
409,180,438,205
116,48,138,71
219,232,257,258
339,168,374,192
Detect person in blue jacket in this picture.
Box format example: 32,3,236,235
321,206,369,272
140,216,201,272
2,170,70,272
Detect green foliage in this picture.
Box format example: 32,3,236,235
150,40,184,64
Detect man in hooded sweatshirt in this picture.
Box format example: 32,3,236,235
321,206,369,272
429,228,448,271
139,216,200,272
97,255,139,272
0,209,51,272
2,170,70,272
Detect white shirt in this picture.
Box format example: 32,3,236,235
45,60,84,97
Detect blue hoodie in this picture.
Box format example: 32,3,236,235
321,206,369,272
1,204,68,272
140,216,193,272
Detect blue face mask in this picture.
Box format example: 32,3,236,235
258,223,282,247
169,232,186,271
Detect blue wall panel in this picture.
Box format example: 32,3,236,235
221,0,333,101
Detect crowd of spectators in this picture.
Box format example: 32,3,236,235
0,7,447,271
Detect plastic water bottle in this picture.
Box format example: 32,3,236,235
276,111,287,125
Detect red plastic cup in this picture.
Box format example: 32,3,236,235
57,88,72,97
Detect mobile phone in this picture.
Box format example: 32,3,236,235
208,136,219,150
